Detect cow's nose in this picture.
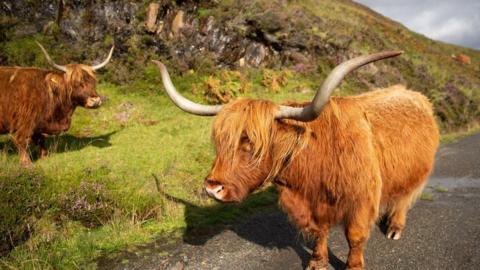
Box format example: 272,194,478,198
206,185,224,195
204,178,225,199
85,96,102,108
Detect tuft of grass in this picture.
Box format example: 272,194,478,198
420,192,434,201
197,8,213,18
434,186,449,193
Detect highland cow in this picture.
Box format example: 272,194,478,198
0,42,113,166
153,51,439,270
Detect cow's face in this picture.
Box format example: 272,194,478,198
66,65,102,109
205,134,273,202
204,99,279,203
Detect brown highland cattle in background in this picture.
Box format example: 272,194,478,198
154,51,439,270
451,53,471,65
0,42,113,167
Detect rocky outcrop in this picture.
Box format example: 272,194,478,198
171,10,184,36
145,3,160,33
0,0,351,80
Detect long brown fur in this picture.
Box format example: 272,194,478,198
206,85,439,269
0,65,100,166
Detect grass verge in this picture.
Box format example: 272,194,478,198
440,123,480,144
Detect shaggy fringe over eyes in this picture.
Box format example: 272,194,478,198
66,65,96,102
213,98,277,165
65,64,96,88
212,98,309,181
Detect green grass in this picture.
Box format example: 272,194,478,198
434,186,449,193
420,192,434,201
440,124,480,144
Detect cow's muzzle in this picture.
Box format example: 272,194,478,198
204,179,226,201
85,97,102,108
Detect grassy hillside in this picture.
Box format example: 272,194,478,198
1,0,479,269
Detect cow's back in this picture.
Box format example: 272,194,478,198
0,67,52,93
359,85,439,202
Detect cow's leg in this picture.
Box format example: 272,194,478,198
345,204,376,270
345,225,369,270
386,195,410,240
32,133,48,158
387,181,427,240
306,225,330,270
278,187,329,270
12,133,32,167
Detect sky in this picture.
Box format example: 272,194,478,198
355,0,480,49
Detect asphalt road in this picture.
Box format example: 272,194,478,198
100,133,480,270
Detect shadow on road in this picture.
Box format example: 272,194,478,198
161,189,346,270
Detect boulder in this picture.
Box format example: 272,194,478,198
171,10,185,36
145,3,160,33
244,43,267,67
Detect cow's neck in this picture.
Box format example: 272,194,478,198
42,98,76,134
274,111,337,194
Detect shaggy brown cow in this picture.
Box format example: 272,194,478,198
0,42,113,167
153,51,439,270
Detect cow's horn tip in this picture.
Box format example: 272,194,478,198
151,60,165,68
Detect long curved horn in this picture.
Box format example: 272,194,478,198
36,41,67,72
276,51,403,121
152,60,222,116
92,45,115,70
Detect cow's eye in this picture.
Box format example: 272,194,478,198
239,137,253,153
239,134,254,154
240,142,253,153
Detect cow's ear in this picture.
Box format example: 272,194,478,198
46,74,61,96
80,65,95,77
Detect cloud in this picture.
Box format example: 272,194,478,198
355,0,480,49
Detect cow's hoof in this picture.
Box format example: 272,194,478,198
305,259,327,270
386,225,403,240
39,150,49,159
20,159,33,168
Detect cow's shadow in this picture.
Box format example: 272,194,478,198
0,131,118,161
160,187,346,270
44,131,117,154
